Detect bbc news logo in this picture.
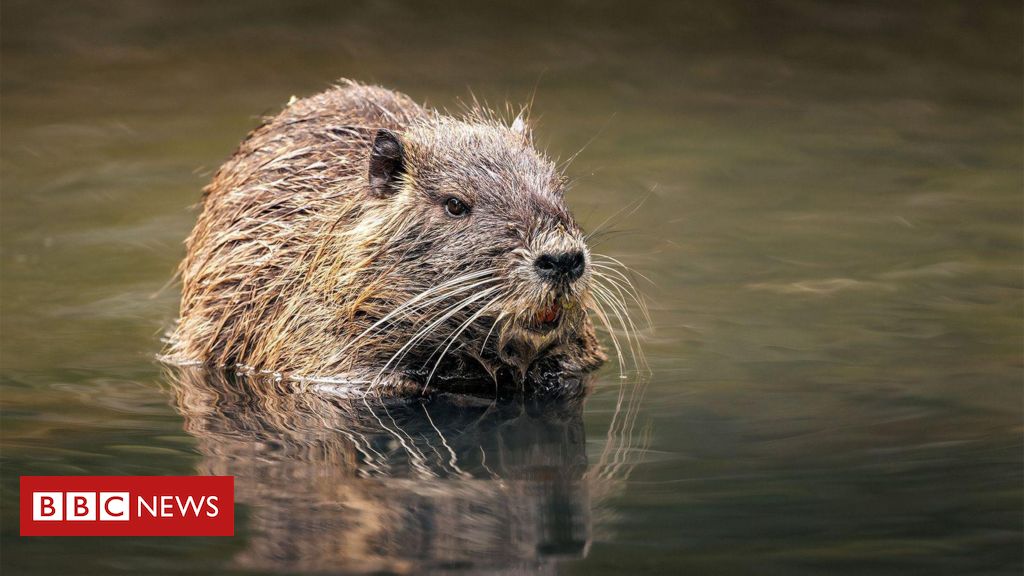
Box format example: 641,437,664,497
20,476,233,536
32,491,220,521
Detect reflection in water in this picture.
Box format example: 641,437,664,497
167,367,645,574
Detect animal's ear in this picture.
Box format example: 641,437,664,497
368,129,405,197
510,113,532,144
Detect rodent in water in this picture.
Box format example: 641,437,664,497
168,80,618,395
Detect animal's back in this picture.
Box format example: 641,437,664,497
171,82,427,370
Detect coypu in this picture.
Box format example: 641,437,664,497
168,80,643,395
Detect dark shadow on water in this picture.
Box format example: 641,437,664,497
165,367,643,574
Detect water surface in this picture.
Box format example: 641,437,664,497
2,1,1022,574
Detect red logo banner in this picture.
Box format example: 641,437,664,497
20,476,234,536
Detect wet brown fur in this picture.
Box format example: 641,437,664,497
168,81,611,394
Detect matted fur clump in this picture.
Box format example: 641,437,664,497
168,81,641,395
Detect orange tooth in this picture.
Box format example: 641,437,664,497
538,302,560,323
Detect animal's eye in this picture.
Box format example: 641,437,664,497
444,197,470,218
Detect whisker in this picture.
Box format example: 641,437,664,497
373,286,502,388
422,290,505,389
332,271,500,363
593,285,637,371
592,281,646,374
592,268,652,330
480,311,506,355
352,277,499,346
592,268,651,324
587,293,626,378
584,187,654,242
591,253,656,287
595,279,648,372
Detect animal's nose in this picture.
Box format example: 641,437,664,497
534,250,586,283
